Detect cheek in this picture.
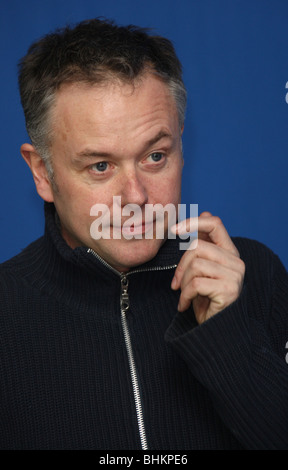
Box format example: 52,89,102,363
148,183,181,210
154,166,182,203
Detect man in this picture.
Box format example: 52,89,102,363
0,18,287,450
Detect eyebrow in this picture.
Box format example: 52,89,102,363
75,130,173,160
147,130,173,148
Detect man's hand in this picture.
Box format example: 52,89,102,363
171,212,245,324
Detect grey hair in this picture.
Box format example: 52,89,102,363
26,91,56,180
18,18,187,179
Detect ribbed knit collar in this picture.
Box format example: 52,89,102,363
4,202,185,314
43,202,184,279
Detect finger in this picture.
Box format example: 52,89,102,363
179,257,242,292
199,211,212,217
178,277,219,312
176,257,244,310
172,215,238,255
178,276,240,313
198,212,213,242
171,239,244,290
170,217,198,235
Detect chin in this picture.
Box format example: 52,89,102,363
104,238,165,272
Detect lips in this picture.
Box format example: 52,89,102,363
111,220,154,237
122,222,152,236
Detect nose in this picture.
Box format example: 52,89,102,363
120,168,148,207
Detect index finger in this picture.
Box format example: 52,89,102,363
171,215,239,255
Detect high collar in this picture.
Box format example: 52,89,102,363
43,202,184,278
6,202,185,315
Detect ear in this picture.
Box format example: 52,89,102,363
21,143,54,202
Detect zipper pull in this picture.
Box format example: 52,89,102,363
120,275,130,313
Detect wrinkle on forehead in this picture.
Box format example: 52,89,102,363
51,74,180,159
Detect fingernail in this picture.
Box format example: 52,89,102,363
171,276,177,289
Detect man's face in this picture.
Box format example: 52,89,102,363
47,74,183,272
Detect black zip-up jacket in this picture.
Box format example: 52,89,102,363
0,202,288,449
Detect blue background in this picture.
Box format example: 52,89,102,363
1,0,288,268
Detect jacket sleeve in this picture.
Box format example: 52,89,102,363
165,240,288,449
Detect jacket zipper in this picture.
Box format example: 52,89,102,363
120,273,148,450
87,248,177,450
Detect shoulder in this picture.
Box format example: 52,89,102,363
232,236,285,269
232,236,288,299
0,237,49,323
0,236,45,285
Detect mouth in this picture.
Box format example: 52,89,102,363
111,220,155,238
122,221,154,236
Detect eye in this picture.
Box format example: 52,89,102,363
147,152,164,163
91,161,109,172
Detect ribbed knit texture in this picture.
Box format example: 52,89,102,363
0,202,287,449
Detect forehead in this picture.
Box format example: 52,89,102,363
51,74,179,145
